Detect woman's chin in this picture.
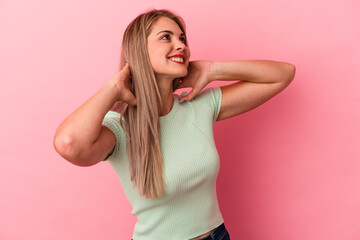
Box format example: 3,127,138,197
155,70,188,81
176,69,188,78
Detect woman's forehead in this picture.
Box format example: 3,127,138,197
150,17,184,36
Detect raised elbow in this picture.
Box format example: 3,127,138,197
54,134,77,162
53,134,91,167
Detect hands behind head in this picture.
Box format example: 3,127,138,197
178,61,213,102
111,63,137,106
110,61,214,106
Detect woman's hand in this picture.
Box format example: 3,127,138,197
110,63,137,106
178,60,214,101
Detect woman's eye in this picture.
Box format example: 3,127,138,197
160,34,186,44
161,34,170,40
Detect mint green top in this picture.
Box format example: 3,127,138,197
102,87,224,240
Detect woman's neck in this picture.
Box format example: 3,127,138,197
157,78,175,117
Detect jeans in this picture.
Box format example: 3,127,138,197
196,223,230,240
131,223,230,240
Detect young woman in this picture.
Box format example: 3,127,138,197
54,9,295,240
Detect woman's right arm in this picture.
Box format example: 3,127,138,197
53,64,136,166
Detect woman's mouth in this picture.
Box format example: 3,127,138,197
168,56,185,64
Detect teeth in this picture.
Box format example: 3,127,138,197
168,57,184,63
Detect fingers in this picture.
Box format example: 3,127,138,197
179,88,199,102
123,63,130,74
120,63,131,75
177,80,186,89
128,97,137,106
113,63,137,106
114,63,130,79
116,64,132,83
177,76,192,89
122,91,137,106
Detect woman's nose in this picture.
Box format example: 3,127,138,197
174,39,186,50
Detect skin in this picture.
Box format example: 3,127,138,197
179,60,296,122
54,15,296,240
147,17,296,123
147,16,190,116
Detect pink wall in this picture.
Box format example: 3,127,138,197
1,0,359,239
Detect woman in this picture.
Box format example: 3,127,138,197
54,9,295,240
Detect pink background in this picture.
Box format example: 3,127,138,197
1,0,359,239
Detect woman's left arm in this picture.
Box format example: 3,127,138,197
179,60,296,121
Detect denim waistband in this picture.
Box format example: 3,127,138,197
196,223,230,240
131,223,230,240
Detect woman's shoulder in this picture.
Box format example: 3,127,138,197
195,86,221,98
104,110,121,118
177,86,220,102
102,110,125,138
185,87,222,124
188,86,222,107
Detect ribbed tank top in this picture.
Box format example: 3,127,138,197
102,87,224,240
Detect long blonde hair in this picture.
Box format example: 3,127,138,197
113,9,187,199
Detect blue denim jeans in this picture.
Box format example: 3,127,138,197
196,223,230,240
131,223,230,240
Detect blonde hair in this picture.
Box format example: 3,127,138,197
113,9,187,199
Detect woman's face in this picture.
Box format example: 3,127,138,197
147,17,190,82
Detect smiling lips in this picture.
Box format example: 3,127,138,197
168,54,185,64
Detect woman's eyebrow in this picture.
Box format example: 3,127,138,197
156,30,185,36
